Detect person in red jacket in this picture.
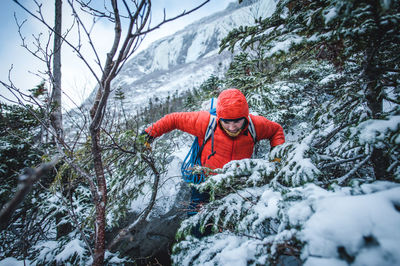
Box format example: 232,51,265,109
144,88,285,170
144,88,285,229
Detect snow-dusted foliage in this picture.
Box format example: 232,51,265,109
173,161,400,265
30,234,131,265
220,0,400,184
172,0,400,264
273,135,321,186
2,0,399,264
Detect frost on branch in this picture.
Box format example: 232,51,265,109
273,134,321,187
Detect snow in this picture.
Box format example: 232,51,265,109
128,145,188,217
301,185,400,265
32,240,59,263
179,235,260,266
154,155,187,214
150,40,173,72
206,236,257,266
175,170,400,265
0,258,30,266
320,73,342,85
353,115,400,145
186,27,212,63
265,35,304,57
3,0,399,264
324,7,338,24
287,200,313,227
185,0,277,63
253,189,281,223
102,0,280,117
167,35,184,66
55,239,85,262
105,250,127,264
276,133,321,185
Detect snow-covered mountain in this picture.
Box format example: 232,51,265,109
108,0,277,109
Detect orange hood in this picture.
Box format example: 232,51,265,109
216,89,249,120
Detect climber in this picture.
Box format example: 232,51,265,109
142,88,285,218
143,88,285,171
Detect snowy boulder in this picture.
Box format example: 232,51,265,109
107,181,191,264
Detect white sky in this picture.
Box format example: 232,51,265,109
0,0,236,109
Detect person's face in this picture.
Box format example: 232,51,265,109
220,118,245,134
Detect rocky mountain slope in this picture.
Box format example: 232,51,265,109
107,0,277,110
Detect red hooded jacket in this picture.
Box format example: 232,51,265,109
145,89,285,170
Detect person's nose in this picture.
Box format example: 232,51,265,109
227,123,237,131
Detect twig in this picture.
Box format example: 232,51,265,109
228,185,257,206
383,95,400,105
102,127,138,155
0,158,59,231
313,121,354,149
107,153,160,250
204,223,263,241
321,155,365,169
333,154,371,185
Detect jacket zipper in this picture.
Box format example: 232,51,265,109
231,137,235,161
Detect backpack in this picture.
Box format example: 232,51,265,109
181,98,257,184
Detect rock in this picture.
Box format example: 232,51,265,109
107,182,192,265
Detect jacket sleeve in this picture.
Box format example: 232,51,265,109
145,111,210,139
250,114,285,147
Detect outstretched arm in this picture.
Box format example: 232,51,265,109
145,111,210,139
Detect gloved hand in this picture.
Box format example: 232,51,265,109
270,146,281,163
144,141,152,150
139,131,154,152
271,157,281,163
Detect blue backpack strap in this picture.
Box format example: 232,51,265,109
247,115,257,143
209,98,217,115
203,98,217,158
204,114,217,144
181,98,218,184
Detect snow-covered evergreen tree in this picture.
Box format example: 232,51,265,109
0,103,46,258
172,0,400,265
2,0,399,264
220,0,400,182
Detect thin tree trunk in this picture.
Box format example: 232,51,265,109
363,15,390,180
52,0,72,239
92,133,107,265
364,64,389,180
51,0,63,140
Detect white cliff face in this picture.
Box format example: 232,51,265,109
105,0,277,111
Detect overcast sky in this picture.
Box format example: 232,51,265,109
0,0,236,109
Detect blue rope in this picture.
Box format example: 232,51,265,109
181,137,205,184
181,98,216,184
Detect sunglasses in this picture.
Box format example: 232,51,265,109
220,117,245,123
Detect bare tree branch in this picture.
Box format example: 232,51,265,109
7,0,213,264
333,154,371,185
321,155,366,169
0,159,59,231
13,0,103,85
107,152,160,251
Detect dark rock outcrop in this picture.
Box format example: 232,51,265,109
107,182,191,265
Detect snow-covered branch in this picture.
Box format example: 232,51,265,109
0,159,59,231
